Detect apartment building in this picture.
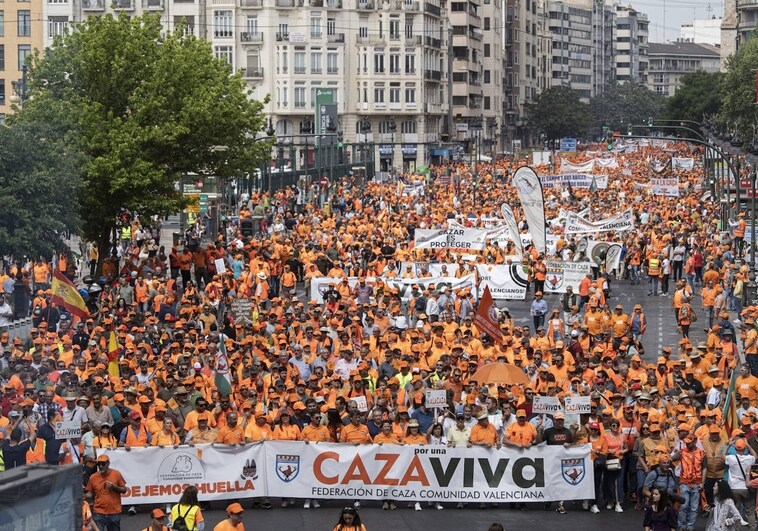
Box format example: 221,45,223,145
615,4,648,84
0,0,44,123
647,42,720,96
680,17,721,46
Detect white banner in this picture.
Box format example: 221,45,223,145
402,183,426,196
672,157,694,170
544,261,591,294
500,203,523,257
532,396,563,414
55,420,81,440
560,159,594,173
265,441,594,503
583,240,624,271
414,228,489,251
104,444,267,504
565,396,592,415
425,390,448,408
564,209,635,234
651,178,679,197
513,166,546,255
594,157,618,169
310,275,478,305
476,264,527,301
540,174,608,190
399,262,461,278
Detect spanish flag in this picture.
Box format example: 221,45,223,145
50,269,89,320
107,330,120,379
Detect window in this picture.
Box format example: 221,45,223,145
294,51,306,73
405,54,415,73
175,16,195,35
327,18,336,35
401,119,416,133
213,10,233,38
279,51,288,73
374,54,384,73
389,54,400,74
0,80,4,106
405,21,413,38
389,87,400,102
310,17,321,38
483,69,490,83
484,43,490,57
48,0,68,4
18,45,30,69
374,88,385,103
484,17,490,30
484,96,490,110
280,87,289,107
327,52,338,73
246,16,259,35
48,16,68,39
311,52,322,73
214,45,233,65
389,18,400,39
404,87,415,103
0,45,3,71
18,10,31,37
294,87,306,108
0,12,4,38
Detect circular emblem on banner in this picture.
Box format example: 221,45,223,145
157,451,205,483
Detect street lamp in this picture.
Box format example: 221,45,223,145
388,116,397,176
10,65,29,109
359,118,371,163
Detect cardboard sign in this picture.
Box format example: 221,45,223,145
564,396,592,415
214,258,227,274
55,420,81,440
230,298,253,325
425,390,447,409
531,396,563,414
352,396,368,413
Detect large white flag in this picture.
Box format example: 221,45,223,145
513,166,546,254
500,203,523,257
564,209,635,234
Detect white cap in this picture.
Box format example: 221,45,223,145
193,362,202,370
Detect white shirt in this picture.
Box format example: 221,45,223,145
725,453,755,490
0,303,13,327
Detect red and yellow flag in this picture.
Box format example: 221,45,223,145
50,269,89,321
107,330,120,378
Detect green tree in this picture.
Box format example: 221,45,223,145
720,33,758,146
0,120,82,259
590,82,665,135
16,14,270,272
527,86,591,141
662,71,723,129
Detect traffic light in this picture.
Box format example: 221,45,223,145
337,130,344,148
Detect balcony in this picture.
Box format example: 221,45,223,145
424,36,441,48
424,69,442,81
406,35,422,46
241,32,264,43
311,0,323,4
469,28,483,40
357,0,375,8
356,34,386,45
311,31,323,39
402,0,419,10
82,0,105,9
112,0,134,9
389,33,401,41
276,32,290,41
294,66,307,74
327,33,345,43
325,0,342,7
327,66,339,73
142,0,164,9
424,2,440,16
311,68,322,74
389,0,402,8
243,67,264,79
240,0,262,6
275,0,301,6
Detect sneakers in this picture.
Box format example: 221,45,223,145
740,519,749,526
615,503,623,513
606,502,613,510
353,501,361,510
128,506,138,515
557,504,567,514
304,500,311,509
456,502,464,509
389,502,397,510
281,500,289,508
435,503,443,510
261,500,272,510
382,501,389,510
590,504,600,514
312,500,320,509
414,502,422,511
582,501,589,511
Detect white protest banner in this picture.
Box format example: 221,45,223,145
399,262,460,278
402,183,425,196
584,240,624,271
594,157,618,169
310,275,478,304
564,209,635,234
544,261,591,294
513,166,546,255
540,174,608,190
476,264,527,301
214,258,227,274
501,203,523,257
560,159,594,173
564,396,592,415
425,390,448,408
104,444,266,504
414,228,489,251
672,157,694,170
55,420,81,440
353,396,368,412
651,178,679,197
265,441,594,503
532,396,563,414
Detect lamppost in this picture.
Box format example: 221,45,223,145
300,117,314,184
747,165,758,308
359,118,371,163
10,65,29,109
388,117,397,176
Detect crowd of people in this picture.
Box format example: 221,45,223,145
0,137,756,531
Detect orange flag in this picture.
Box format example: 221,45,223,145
473,286,503,344
50,269,89,321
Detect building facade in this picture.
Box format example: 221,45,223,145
679,17,721,46
614,5,648,84
646,42,720,96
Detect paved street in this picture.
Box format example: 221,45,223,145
120,501,656,531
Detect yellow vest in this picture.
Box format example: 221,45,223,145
648,259,660,277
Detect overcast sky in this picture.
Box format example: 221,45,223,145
627,0,724,43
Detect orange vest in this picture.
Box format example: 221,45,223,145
26,440,46,463
647,259,660,277
125,425,150,447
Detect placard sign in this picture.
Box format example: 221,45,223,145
55,420,82,440
425,390,448,409
352,396,368,413
230,298,254,325
564,396,592,415
531,396,563,414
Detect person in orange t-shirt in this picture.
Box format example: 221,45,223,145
216,412,245,445
340,412,372,444
86,454,127,529
469,411,501,448
213,503,245,531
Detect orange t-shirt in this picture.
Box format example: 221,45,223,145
86,469,126,515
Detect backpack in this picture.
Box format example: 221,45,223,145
688,304,697,323
414,296,427,313
172,505,194,531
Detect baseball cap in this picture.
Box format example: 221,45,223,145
226,502,244,514
735,438,748,451
96,454,110,463
553,412,565,420
128,410,142,420
151,508,166,519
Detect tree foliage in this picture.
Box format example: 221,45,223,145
15,14,270,269
527,86,592,140
663,71,723,127
719,33,758,145
590,82,665,134
0,120,82,259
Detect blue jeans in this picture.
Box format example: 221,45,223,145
648,276,659,294
677,483,699,530
93,513,121,531
629,265,639,285
686,273,695,292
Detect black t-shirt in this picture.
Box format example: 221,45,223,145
543,426,574,446
2,439,32,468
